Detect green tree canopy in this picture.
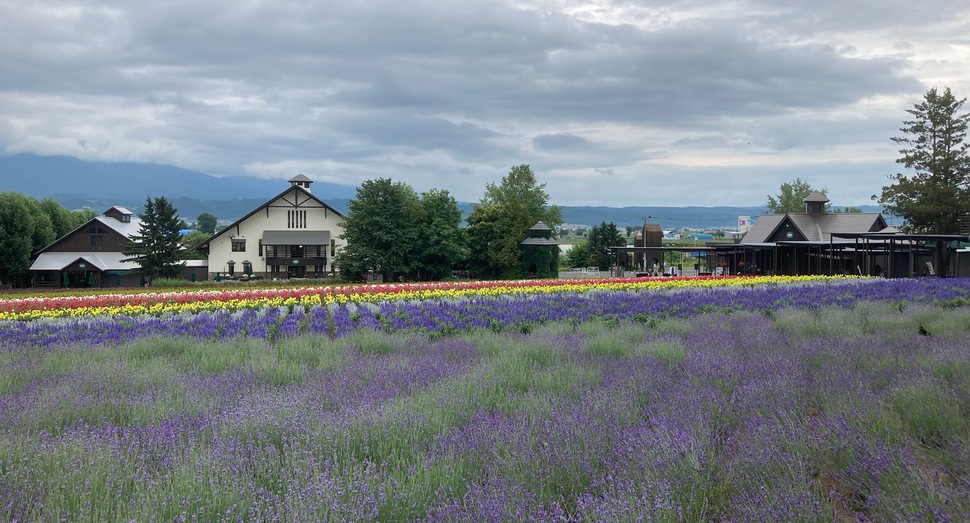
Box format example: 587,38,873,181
196,212,218,234
482,164,562,229
766,178,828,214
123,196,185,283
832,206,864,214
586,221,625,270
466,202,533,278
0,192,55,286
875,86,970,233
564,241,591,269
336,178,424,282
180,230,212,260
417,189,467,280
468,165,561,277
38,198,94,237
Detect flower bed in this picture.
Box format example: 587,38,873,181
4,277,970,350
0,275,855,321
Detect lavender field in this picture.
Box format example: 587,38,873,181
2,279,970,521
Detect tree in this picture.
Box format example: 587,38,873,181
875,87,970,233
197,212,218,234
336,178,424,282
832,206,864,214
180,230,212,260
565,241,591,269
123,196,185,284
767,178,828,214
466,202,532,278
482,164,562,229
417,189,467,280
468,165,562,277
0,192,55,286
586,221,625,270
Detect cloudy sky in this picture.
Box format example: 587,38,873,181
2,1,968,207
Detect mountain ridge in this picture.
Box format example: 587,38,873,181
1,154,885,229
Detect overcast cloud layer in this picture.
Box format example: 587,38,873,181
2,0,968,206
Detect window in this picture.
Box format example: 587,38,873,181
331,239,336,257
288,210,307,229
90,234,103,251
232,239,246,252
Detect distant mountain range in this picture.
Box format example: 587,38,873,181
0,154,885,230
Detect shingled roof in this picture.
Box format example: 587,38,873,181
740,212,887,244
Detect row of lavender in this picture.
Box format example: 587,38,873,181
2,303,968,521
4,278,970,349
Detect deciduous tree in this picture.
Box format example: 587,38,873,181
468,165,561,277
336,178,424,282
564,241,591,269
875,86,970,233
0,192,54,286
417,189,467,280
197,212,218,234
123,196,185,284
767,178,828,214
482,164,562,229
466,202,532,278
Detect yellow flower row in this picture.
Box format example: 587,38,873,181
0,275,859,322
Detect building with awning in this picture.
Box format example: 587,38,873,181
29,206,144,287
196,175,346,280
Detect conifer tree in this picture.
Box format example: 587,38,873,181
123,196,185,283
876,87,970,233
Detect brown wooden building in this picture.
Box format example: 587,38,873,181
29,206,206,288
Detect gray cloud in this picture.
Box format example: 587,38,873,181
0,0,966,206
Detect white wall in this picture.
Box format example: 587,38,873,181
207,187,346,277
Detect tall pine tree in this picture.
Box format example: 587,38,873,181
875,87,970,233
123,196,185,284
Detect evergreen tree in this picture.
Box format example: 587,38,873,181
586,221,625,270
123,196,185,284
875,86,970,233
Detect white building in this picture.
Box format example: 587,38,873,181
198,175,347,279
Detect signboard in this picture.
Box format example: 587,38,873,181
738,216,751,234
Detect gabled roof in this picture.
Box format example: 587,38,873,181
35,214,143,255
740,212,886,244
29,252,139,271
197,184,346,250
739,214,786,244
